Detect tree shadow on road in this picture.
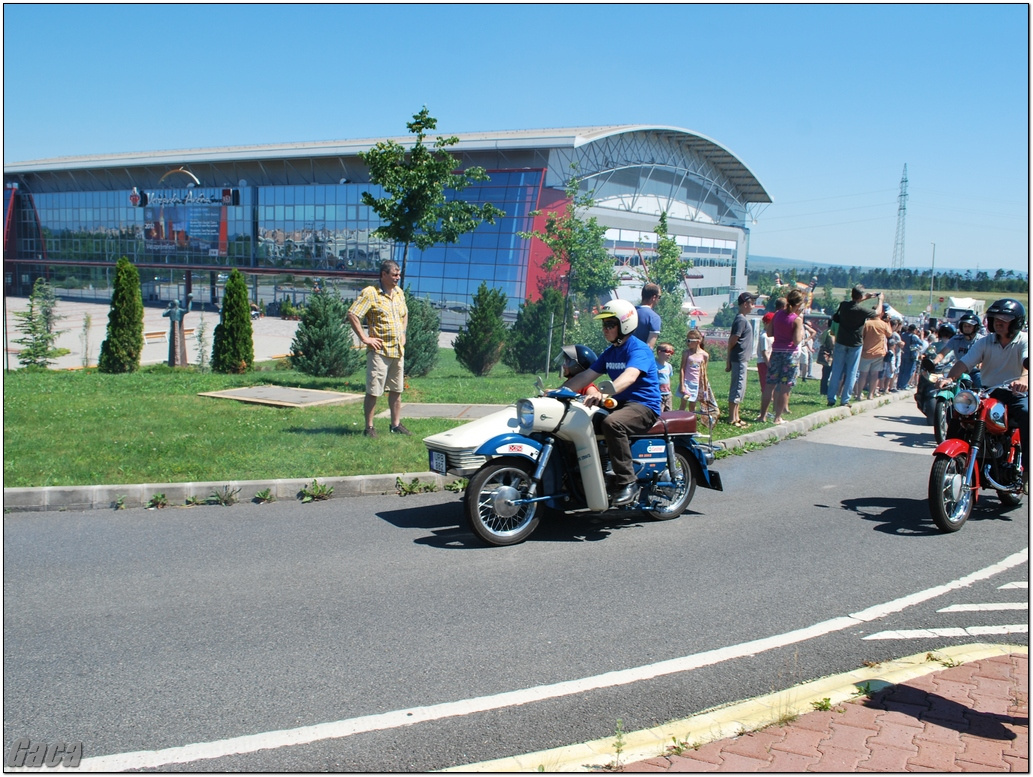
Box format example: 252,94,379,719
840,495,1022,536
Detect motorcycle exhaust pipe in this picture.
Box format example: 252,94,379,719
982,464,1023,494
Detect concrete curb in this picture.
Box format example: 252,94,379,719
3,472,457,513
3,391,913,513
444,643,1029,773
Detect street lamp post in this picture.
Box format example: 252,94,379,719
928,243,936,313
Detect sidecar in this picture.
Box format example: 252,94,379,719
424,405,520,477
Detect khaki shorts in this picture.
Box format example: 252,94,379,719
366,350,404,396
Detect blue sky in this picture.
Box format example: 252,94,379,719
3,4,1028,274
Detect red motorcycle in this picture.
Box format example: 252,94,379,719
928,383,1026,532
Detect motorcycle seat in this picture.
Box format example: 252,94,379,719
641,410,697,437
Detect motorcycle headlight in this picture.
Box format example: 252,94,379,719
517,399,535,431
953,390,979,417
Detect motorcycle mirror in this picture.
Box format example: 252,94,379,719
597,380,616,396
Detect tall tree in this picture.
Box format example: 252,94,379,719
98,257,144,373
521,170,615,303
361,107,505,287
211,269,254,373
648,212,688,295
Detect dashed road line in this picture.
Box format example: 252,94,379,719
938,602,1028,612
864,624,1028,640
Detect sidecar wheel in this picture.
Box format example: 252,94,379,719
465,460,540,546
929,453,972,532
644,447,697,521
933,399,950,444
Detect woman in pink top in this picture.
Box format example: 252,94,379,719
766,289,816,425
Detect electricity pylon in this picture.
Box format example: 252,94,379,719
891,164,908,272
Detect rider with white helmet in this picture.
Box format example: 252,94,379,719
561,298,663,505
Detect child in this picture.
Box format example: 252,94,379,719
678,329,709,411
559,344,600,397
655,342,675,412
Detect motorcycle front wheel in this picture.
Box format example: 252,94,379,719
465,460,540,546
928,453,973,532
644,447,697,521
933,400,950,444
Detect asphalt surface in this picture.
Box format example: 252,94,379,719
4,389,1028,771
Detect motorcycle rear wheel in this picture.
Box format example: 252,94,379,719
465,460,540,546
929,453,973,532
644,447,697,521
933,399,950,444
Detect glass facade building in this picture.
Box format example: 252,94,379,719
4,126,770,320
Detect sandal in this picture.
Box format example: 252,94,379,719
732,420,750,429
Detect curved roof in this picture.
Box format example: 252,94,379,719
4,124,770,204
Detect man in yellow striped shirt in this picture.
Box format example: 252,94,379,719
347,259,409,437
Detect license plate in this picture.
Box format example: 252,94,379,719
429,450,447,474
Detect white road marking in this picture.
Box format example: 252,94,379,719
999,581,1028,589
73,548,1028,772
864,624,1028,640
938,602,1028,612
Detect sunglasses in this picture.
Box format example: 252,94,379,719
659,349,674,354
601,320,620,330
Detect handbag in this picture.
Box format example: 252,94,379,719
695,359,720,428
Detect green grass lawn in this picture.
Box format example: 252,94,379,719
4,349,832,488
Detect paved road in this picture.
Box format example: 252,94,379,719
3,400,1027,771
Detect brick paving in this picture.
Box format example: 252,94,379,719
621,653,1028,772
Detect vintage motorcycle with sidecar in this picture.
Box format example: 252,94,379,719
424,378,723,545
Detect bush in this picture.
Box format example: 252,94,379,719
98,257,144,373
211,269,254,373
453,282,507,376
290,288,363,377
503,286,569,374
403,290,441,377
655,293,688,356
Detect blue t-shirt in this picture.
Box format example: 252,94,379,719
590,336,662,414
634,305,661,344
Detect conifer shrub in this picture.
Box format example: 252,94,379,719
13,278,65,369
503,286,569,374
402,290,440,377
98,257,144,373
211,269,254,373
453,282,507,376
290,288,362,377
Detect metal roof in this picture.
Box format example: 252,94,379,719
4,124,770,203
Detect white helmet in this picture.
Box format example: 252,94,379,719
594,298,638,337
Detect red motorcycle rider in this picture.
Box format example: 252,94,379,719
940,298,1028,493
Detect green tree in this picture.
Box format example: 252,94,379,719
649,212,688,295
520,169,614,304
503,286,569,374
361,107,505,287
290,288,362,377
453,282,507,376
403,289,441,378
13,278,65,368
98,257,144,373
211,269,254,373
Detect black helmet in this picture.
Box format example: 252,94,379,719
559,344,597,373
958,312,981,332
986,298,1026,337
937,323,956,339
